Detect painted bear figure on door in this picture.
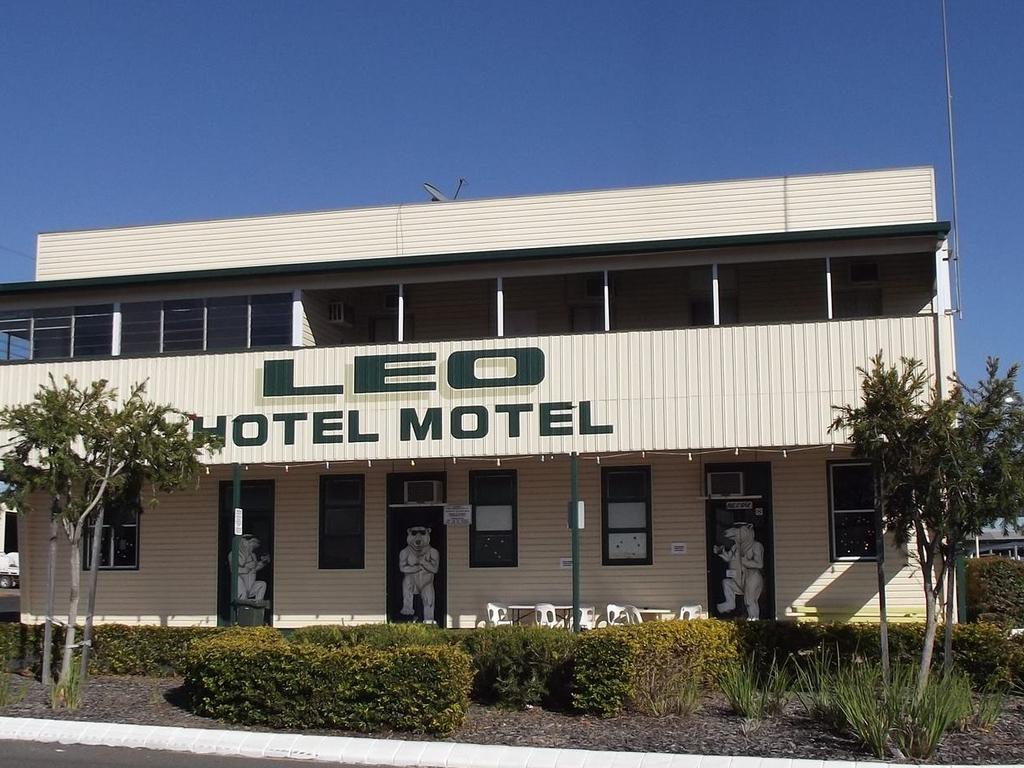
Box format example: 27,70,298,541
399,526,440,623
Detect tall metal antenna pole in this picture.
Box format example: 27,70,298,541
941,0,963,318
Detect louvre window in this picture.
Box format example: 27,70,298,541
249,293,292,348
829,462,878,560
71,305,114,357
206,296,249,351
0,311,31,360
161,299,204,352
32,308,73,359
120,301,162,355
470,471,517,567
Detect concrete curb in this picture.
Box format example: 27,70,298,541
0,716,986,768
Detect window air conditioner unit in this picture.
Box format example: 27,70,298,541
707,471,744,497
404,480,443,505
328,301,355,326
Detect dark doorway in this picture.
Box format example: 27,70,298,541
218,480,275,626
705,463,774,620
386,473,446,626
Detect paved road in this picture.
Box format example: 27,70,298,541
0,588,19,622
0,740,383,767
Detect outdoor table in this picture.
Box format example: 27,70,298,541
507,604,573,625
636,607,674,621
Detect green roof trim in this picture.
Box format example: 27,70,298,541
1,221,950,297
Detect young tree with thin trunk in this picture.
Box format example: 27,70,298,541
0,375,220,703
832,355,1024,698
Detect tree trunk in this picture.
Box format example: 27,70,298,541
917,563,939,699
58,529,81,690
41,509,58,685
79,505,105,683
875,490,890,683
942,554,957,676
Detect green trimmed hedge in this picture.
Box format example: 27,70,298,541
968,557,1024,628
183,629,472,735
460,625,577,709
573,619,739,716
734,620,1017,688
291,622,450,649
0,622,226,675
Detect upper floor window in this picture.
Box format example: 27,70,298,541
828,462,878,561
0,305,114,361
121,293,291,356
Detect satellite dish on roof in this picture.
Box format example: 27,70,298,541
423,182,449,202
422,178,466,202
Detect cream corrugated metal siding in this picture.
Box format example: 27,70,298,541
35,168,937,281
0,317,937,464
19,454,924,627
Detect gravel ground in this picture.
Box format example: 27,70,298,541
2,673,1022,764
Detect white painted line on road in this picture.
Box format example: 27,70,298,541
0,717,1013,768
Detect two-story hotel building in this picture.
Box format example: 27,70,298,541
0,167,954,628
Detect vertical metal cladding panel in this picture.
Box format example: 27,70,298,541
34,168,936,282
0,317,938,461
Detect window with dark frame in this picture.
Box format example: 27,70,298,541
83,506,139,570
602,466,652,565
828,462,878,561
319,475,365,569
470,470,517,567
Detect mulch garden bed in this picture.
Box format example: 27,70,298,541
2,672,1023,764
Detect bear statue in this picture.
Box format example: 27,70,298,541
713,522,764,619
399,526,440,623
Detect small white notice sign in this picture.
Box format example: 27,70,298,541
444,504,472,527
670,542,687,555
560,557,573,569
233,508,244,536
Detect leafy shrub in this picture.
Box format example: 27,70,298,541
719,655,789,720
894,670,972,760
184,629,472,735
736,620,1016,689
573,619,739,716
458,626,576,710
793,646,845,730
88,625,227,675
967,557,1024,627
290,622,450,649
634,662,703,717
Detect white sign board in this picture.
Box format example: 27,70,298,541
566,501,585,529
560,557,573,569
233,508,244,536
443,504,472,527
670,542,687,555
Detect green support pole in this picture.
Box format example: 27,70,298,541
570,452,581,632
230,462,241,626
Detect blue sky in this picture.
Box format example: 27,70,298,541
1,1,1021,383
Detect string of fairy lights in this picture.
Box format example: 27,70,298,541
201,442,854,475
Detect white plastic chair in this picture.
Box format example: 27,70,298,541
622,605,643,624
678,604,704,621
486,602,513,626
606,603,628,625
575,605,597,630
535,603,561,627
607,603,642,625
